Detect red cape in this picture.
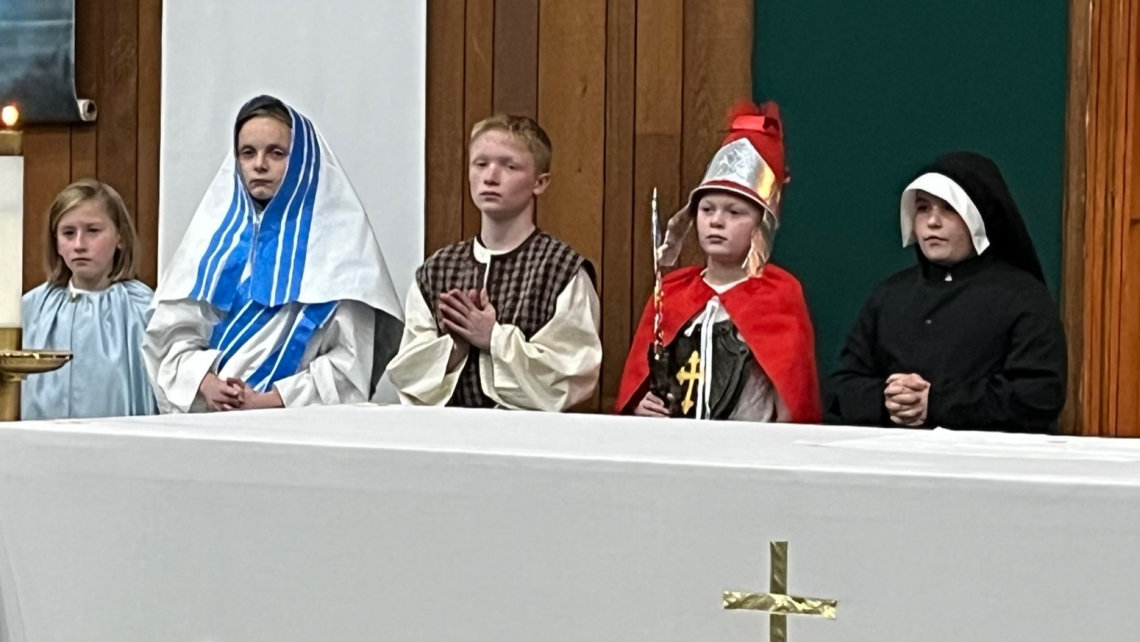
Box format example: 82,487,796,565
614,265,821,423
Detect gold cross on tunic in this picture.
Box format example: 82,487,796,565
723,541,837,642
676,350,703,414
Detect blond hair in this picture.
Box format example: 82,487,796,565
44,179,140,288
470,114,553,174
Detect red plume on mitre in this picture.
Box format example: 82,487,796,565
721,100,787,184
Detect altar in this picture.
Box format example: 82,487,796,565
1,405,1137,641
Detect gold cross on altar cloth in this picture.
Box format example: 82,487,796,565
676,350,703,414
723,541,837,642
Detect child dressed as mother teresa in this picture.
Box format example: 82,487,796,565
145,96,403,413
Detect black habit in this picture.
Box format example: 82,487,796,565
828,152,1067,433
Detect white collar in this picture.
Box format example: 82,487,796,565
472,237,512,264
68,279,113,300
68,280,89,299
700,270,748,295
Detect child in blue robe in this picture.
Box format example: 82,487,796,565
21,179,158,419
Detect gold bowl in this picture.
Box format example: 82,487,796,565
0,350,73,378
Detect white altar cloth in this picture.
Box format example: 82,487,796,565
1,406,1138,641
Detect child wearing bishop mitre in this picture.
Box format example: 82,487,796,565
615,102,821,423
386,114,602,410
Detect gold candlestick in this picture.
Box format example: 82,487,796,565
0,105,73,421
0,131,20,156
0,328,73,421
0,105,74,421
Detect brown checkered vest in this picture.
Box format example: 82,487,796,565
416,230,596,408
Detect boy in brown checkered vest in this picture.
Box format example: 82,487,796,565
386,115,601,410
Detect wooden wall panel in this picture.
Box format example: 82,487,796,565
462,0,495,240
1117,0,1139,431
680,0,754,268
425,0,468,256
493,0,539,119
1064,0,1140,436
632,0,684,335
136,0,163,286
21,128,72,289
537,0,607,410
20,0,161,292
70,0,100,183
1125,6,1140,425
96,0,139,220
1060,0,1090,434
537,0,606,275
425,0,755,411
599,0,637,411
1083,0,1110,435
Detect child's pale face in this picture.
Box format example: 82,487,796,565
914,189,977,266
237,116,291,201
468,130,549,219
56,200,122,290
695,192,762,265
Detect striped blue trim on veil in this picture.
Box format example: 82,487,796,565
189,106,321,310
189,105,334,389
208,286,336,392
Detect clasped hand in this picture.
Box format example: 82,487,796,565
884,373,930,427
634,391,675,418
439,288,497,351
198,373,283,411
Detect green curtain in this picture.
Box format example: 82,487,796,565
753,0,1068,401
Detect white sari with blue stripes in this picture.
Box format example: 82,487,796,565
146,104,402,413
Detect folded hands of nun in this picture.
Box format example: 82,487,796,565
885,373,930,427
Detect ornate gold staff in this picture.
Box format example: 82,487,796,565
648,188,671,405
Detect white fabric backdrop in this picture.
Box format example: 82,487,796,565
158,0,426,301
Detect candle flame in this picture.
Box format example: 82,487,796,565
0,105,17,128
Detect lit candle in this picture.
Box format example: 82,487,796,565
0,105,23,329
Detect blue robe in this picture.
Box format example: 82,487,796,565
21,280,158,420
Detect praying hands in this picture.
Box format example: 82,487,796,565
229,378,286,410
439,289,497,351
199,373,243,411
198,373,284,411
884,373,930,427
